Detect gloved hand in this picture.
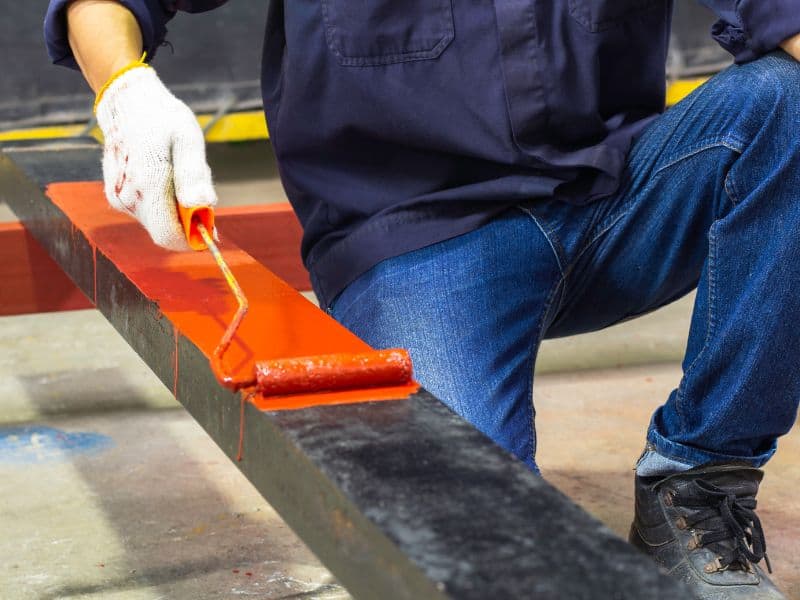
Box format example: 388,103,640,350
95,63,217,251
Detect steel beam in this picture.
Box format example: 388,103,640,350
0,138,686,599
0,220,93,314
0,201,308,316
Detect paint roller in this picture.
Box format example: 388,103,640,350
177,205,413,395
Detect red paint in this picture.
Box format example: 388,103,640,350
237,392,253,462
92,245,98,305
0,222,92,315
43,182,419,411
232,569,240,574
245,572,253,577
214,204,310,291
255,349,412,396
113,156,129,199
3,203,310,317
173,326,179,399
190,220,412,396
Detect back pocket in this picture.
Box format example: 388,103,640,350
321,0,454,66
568,0,663,32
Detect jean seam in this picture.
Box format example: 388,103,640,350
653,137,746,179
568,203,633,279
674,220,719,424
645,432,696,467
526,275,565,465
723,169,742,205
647,427,777,468
516,205,566,278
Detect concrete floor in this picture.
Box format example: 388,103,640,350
537,365,800,598
0,311,349,600
2,142,798,598
2,306,798,599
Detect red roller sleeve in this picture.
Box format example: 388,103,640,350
256,349,413,396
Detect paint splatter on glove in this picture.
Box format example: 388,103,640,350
95,66,217,251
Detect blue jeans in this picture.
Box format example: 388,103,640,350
325,52,800,472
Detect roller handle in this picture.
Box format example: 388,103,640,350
177,204,215,251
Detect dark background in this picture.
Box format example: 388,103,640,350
2,1,727,132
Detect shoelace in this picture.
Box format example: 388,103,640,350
672,478,772,573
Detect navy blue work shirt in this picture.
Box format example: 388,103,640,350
45,1,800,307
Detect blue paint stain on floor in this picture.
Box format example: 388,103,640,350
0,426,113,464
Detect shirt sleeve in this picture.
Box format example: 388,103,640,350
44,0,228,69
698,0,800,63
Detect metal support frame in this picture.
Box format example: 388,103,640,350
0,138,685,599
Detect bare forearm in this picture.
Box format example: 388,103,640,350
67,0,143,93
781,32,800,62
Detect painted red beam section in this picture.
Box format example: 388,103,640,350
0,222,93,315
0,202,310,317
213,203,310,292
45,181,418,411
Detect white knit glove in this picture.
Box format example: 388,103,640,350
95,66,217,251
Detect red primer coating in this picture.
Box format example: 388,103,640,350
193,221,255,391
173,326,179,398
255,349,412,396
237,393,250,461
44,182,419,411
190,220,412,396
2,202,309,316
213,203,310,291
92,245,98,304
0,222,92,315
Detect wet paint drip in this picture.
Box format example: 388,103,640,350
236,391,258,462
237,392,250,462
92,245,98,305
173,326,179,399
0,426,112,464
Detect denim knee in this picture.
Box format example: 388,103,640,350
732,50,800,110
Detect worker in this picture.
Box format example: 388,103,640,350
46,1,799,596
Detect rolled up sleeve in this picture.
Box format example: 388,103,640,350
700,0,800,63
44,0,227,69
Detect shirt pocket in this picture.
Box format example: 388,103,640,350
568,0,664,32
321,0,454,66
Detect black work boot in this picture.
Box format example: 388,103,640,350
629,463,786,599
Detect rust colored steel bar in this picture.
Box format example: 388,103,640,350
0,138,685,600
